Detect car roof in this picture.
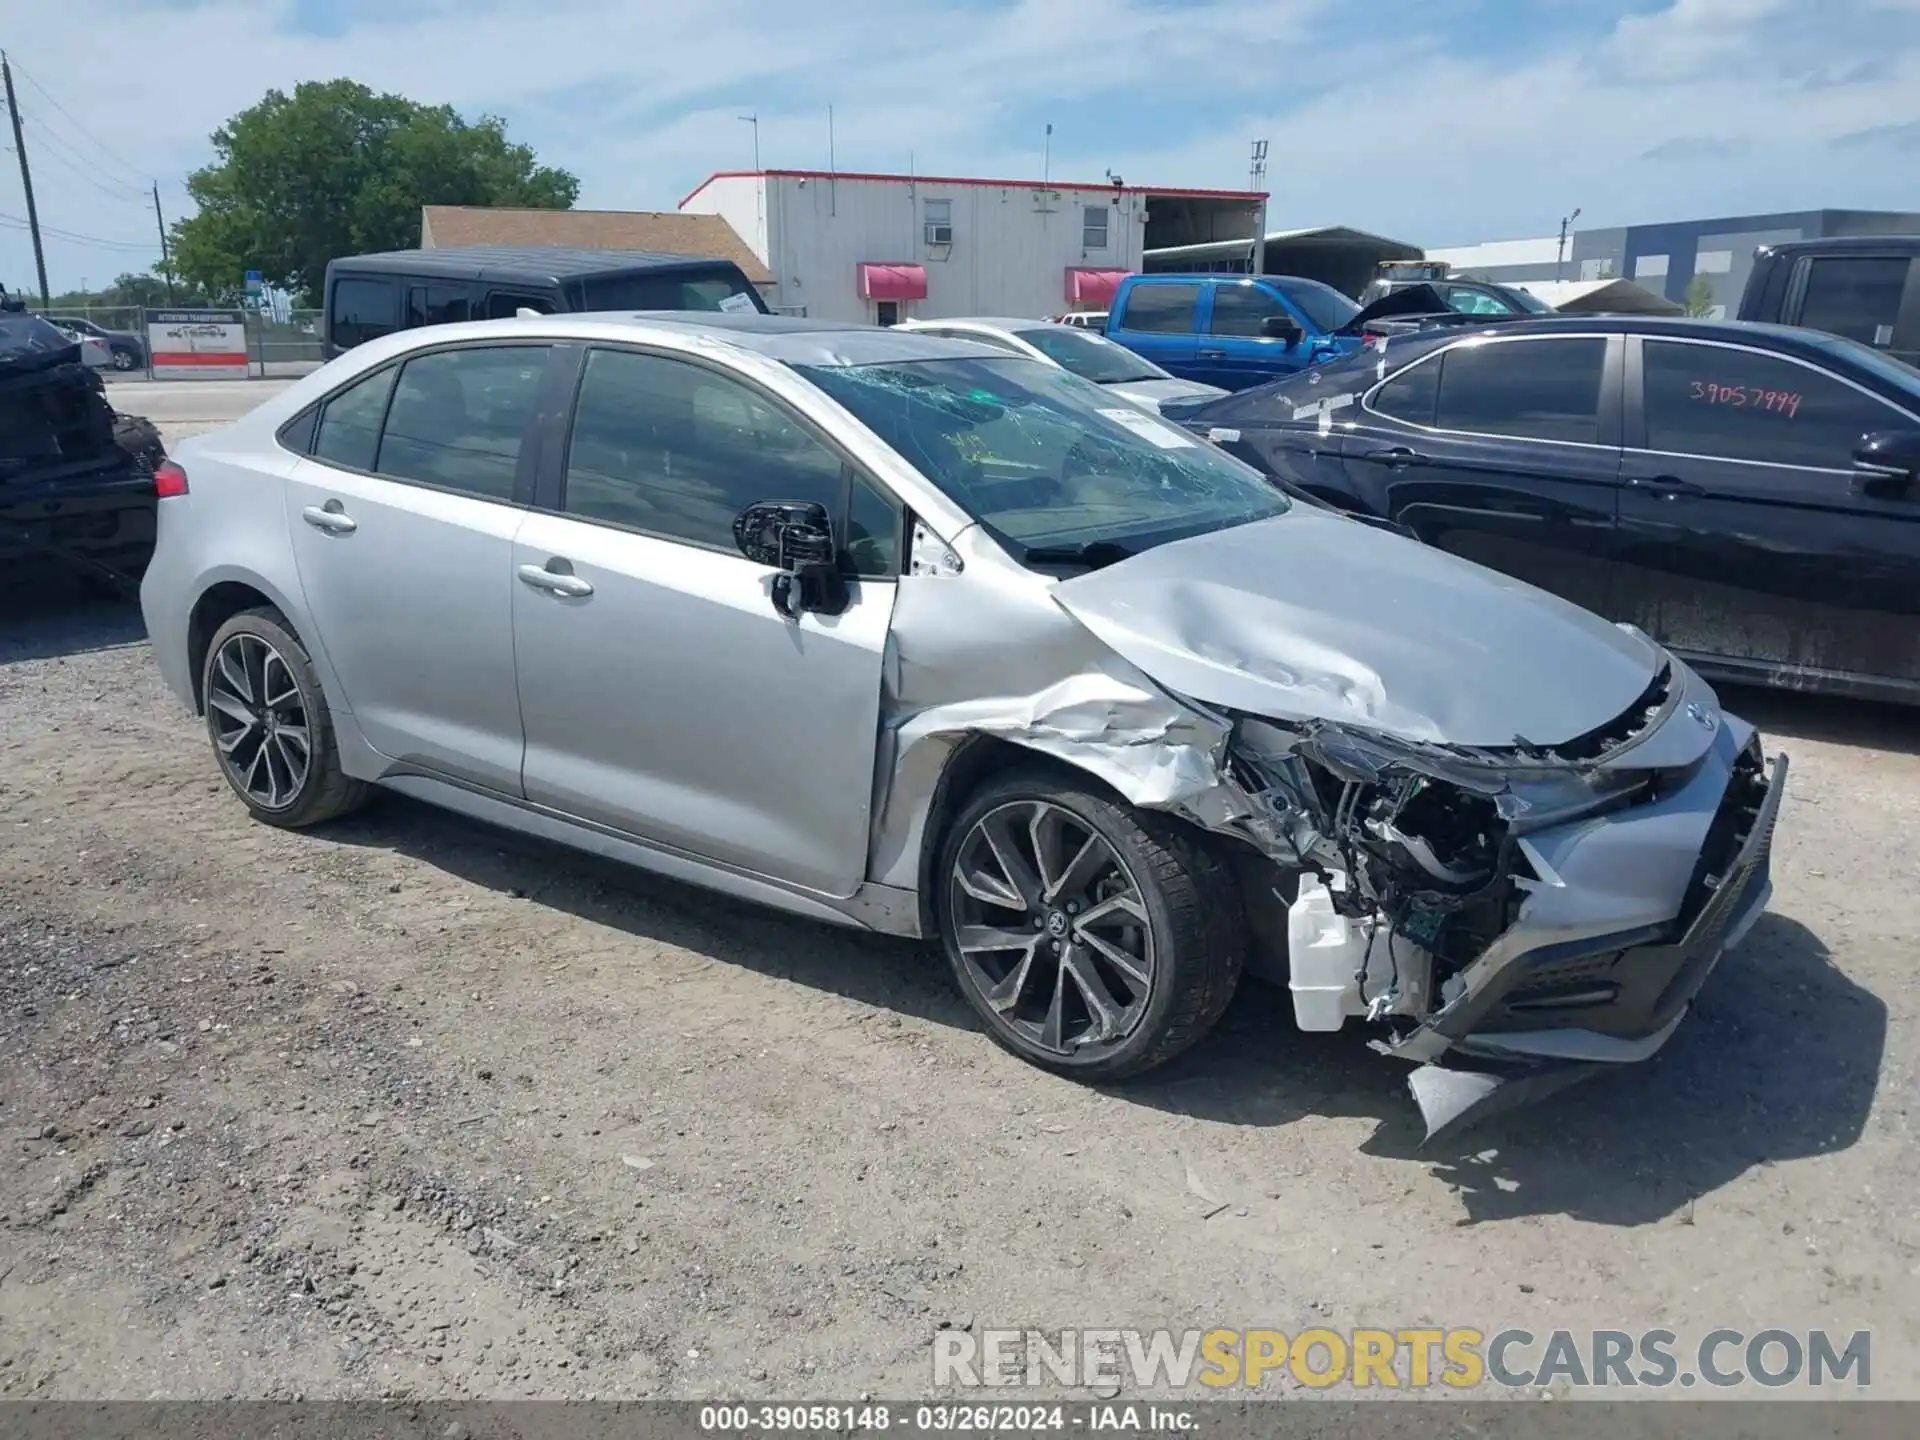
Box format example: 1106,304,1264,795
902,317,1057,334
1757,234,1920,258
327,245,749,284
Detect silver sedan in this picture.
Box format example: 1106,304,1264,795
894,316,1225,414
139,313,1784,1140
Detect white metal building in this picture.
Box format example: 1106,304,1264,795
678,168,1266,324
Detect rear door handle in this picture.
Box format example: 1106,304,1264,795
301,504,357,534
1625,474,1706,499
1363,446,1426,468
517,562,594,598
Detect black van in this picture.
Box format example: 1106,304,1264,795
322,245,769,358
1738,235,1920,364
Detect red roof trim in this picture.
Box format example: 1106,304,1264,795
680,169,1266,210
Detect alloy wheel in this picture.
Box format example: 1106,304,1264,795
112,350,136,371
207,633,312,810
947,800,1156,1056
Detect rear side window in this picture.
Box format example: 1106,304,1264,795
1797,256,1911,348
1433,337,1606,444
329,278,400,349
1119,284,1200,334
312,365,398,471
1371,357,1440,426
1641,339,1905,469
406,284,475,328
374,346,550,500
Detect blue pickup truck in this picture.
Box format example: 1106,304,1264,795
1104,273,1386,390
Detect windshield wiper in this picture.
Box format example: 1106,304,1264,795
1019,540,1133,570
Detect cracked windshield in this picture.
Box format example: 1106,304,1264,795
799,357,1288,563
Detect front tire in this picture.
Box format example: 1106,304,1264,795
202,607,369,828
111,348,137,371
936,769,1244,1080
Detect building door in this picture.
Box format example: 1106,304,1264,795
875,300,901,327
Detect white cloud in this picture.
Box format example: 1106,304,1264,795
2,0,1918,292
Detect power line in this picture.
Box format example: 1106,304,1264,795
8,57,149,187
0,211,155,251
17,113,150,205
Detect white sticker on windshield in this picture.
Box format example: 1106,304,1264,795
718,292,758,314
1206,427,1240,444
1098,406,1196,448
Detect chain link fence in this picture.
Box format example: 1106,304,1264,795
26,303,326,381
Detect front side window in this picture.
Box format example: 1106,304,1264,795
796,356,1288,563
1433,337,1607,444
1209,284,1293,337
563,348,898,575
1443,285,1515,316
577,271,761,313
1797,256,1911,347
1641,339,1906,469
330,278,399,349
312,364,398,472
1014,326,1164,382
1082,205,1109,251
1268,278,1360,334
1118,283,1200,334
374,345,549,500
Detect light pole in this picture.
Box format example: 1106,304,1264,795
739,114,760,172
1557,207,1582,282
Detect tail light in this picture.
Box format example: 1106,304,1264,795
154,460,189,498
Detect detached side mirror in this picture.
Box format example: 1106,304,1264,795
1851,430,1920,497
733,500,850,618
1260,316,1303,347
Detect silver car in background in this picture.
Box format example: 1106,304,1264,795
140,314,1784,1140
894,316,1226,414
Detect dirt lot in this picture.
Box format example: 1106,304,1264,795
1,390,1916,1401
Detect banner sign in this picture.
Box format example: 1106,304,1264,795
147,309,250,378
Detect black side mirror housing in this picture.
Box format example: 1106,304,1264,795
1851,430,1920,497
733,500,849,618
1260,316,1303,347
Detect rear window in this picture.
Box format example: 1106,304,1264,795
577,270,763,313
329,277,400,349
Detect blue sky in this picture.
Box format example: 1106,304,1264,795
6,0,1920,293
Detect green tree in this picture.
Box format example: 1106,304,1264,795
170,79,578,305
1683,274,1717,317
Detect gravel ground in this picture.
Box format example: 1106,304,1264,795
0,392,1915,1402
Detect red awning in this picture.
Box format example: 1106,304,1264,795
857,262,928,301
1066,267,1129,305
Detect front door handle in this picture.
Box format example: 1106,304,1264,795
1625,474,1706,500
517,562,594,598
301,502,357,534
1363,446,1426,468
1197,348,1226,359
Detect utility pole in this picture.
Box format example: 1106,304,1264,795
2,51,51,308
738,113,759,171
153,181,175,303
1043,122,1052,186
1556,207,1581,282
1248,139,1269,275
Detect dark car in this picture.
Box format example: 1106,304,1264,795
1177,316,1920,704
1739,235,1920,365
323,246,768,360
48,314,147,371
2,312,167,596
1358,274,1555,318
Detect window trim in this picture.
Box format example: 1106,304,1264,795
549,342,908,580
297,340,558,508
1359,332,1624,452
1625,333,1920,472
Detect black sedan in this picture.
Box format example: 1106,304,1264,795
1172,316,1920,704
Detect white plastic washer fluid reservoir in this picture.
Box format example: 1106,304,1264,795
1287,873,1366,1032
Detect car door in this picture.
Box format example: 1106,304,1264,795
283,342,554,793
1610,334,1920,691
1337,333,1624,616
1109,281,1202,380
1202,281,1311,390
510,345,901,896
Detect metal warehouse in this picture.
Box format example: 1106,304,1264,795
678,168,1268,324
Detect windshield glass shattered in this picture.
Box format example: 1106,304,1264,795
1013,325,1167,383
797,356,1288,564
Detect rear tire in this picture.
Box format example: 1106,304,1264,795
202,607,369,829
936,768,1244,1081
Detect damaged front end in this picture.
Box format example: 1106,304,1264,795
1173,658,1786,1143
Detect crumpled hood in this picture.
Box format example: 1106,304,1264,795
1049,509,1663,748
1104,377,1229,413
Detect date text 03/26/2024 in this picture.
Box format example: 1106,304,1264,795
699,1405,1194,1432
